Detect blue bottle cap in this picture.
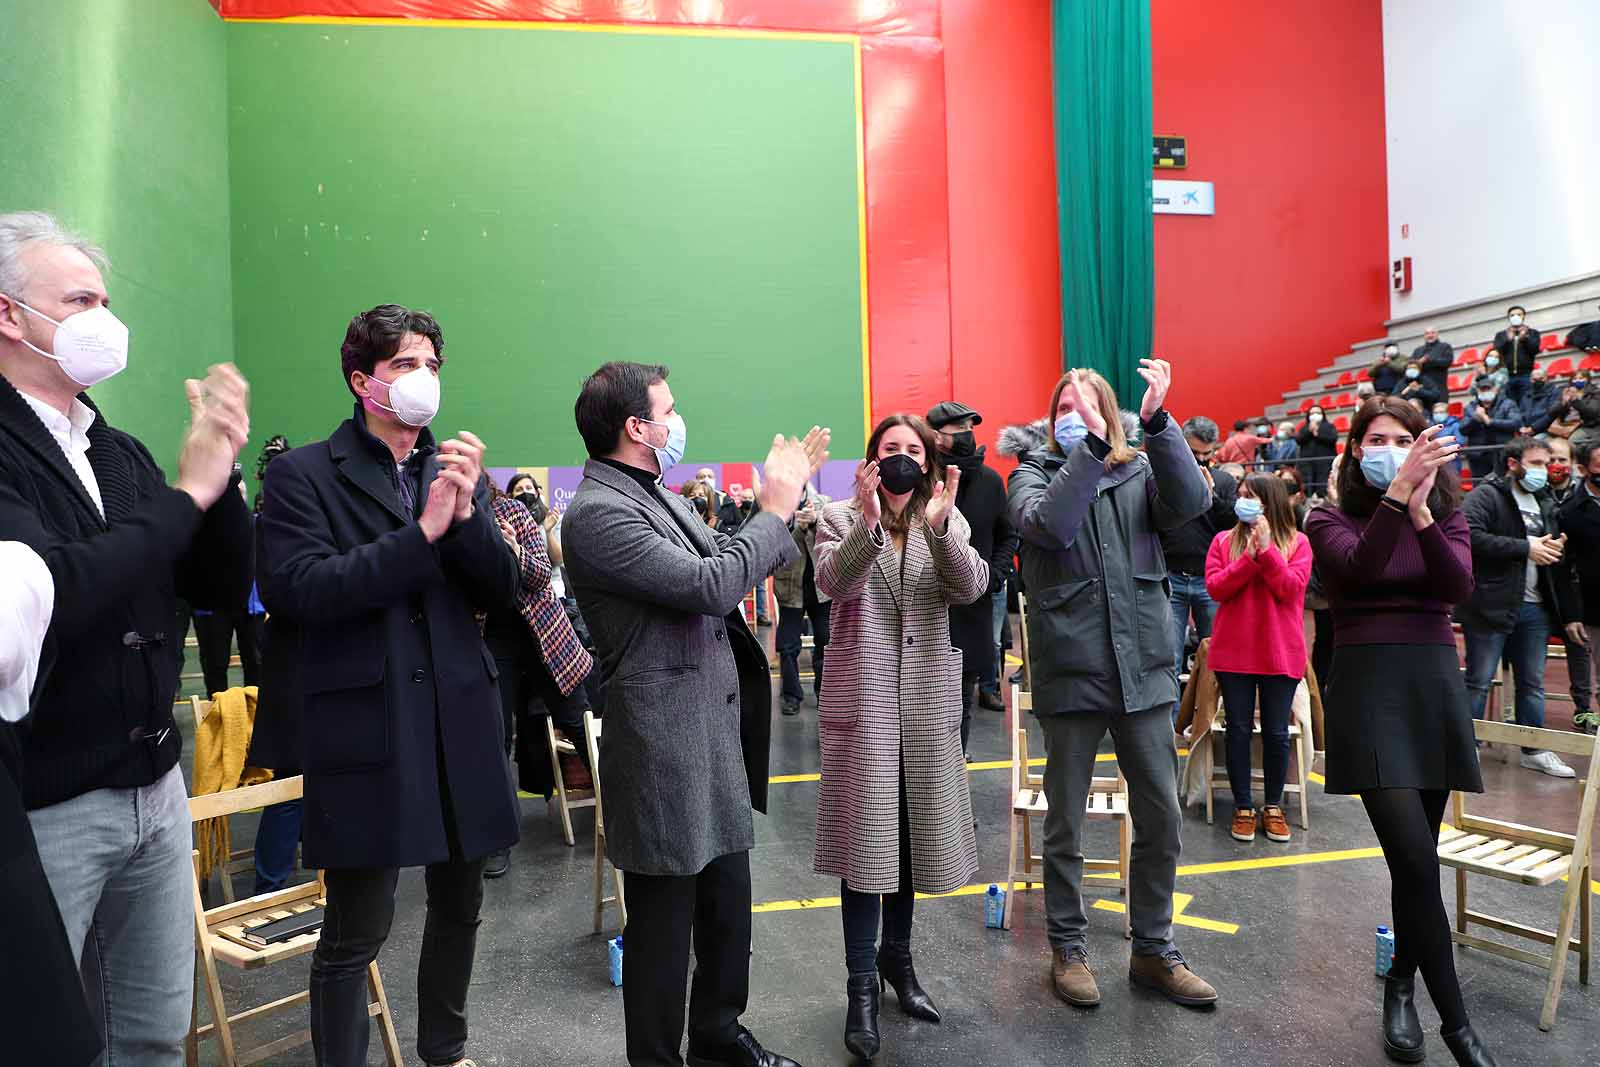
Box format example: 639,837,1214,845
1377,926,1388,934
988,885,999,895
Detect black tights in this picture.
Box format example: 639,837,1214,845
1360,788,1467,1034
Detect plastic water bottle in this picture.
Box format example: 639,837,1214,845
609,935,625,987
1375,925,1395,977
985,884,1006,929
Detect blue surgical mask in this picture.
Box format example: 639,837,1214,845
1054,411,1088,452
640,413,687,477
1359,445,1409,490
1431,412,1449,424
1234,497,1263,524
1405,367,1420,380
1519,466,1549,493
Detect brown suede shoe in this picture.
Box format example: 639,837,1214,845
1129,950,1218,1007
1260,805,1291,843
1051,946,1101,1007
1230,808,1257,843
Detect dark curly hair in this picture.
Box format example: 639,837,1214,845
340,304,444,397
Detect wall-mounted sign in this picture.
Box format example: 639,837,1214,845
1153,135,1187,168
1152,179,1214,216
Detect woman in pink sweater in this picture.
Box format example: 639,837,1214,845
1204,473,1312,844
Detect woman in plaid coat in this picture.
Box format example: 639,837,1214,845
813,414,989,1060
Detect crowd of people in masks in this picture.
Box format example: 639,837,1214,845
10,206,1600,1067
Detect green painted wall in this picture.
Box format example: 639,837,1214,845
0,0,233,477
226,22,866,465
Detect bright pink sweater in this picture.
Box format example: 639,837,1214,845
1203,529,1312,679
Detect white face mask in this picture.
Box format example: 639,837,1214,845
11,299,129,387
1510,314,1524,327
367,366,440,427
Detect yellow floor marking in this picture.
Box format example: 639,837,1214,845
1093,890,1239,935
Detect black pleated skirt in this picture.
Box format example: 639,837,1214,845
1321,643,1484,795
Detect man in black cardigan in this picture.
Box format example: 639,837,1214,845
0,211,251,1061
257,304,517,1067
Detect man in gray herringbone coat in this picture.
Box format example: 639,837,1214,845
563,361,826,1067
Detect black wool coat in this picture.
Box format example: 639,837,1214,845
257,409,519,869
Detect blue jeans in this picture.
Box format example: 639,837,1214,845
1464,601,1549,753
28,765,195,1063
253,798,304,894
1168,572,1216,675
980,586,1006,697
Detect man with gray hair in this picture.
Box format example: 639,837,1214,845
1412,324,1454,396
1157,415,1238,678
0,210,252,1061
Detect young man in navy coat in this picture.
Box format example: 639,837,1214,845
258,305,519,1067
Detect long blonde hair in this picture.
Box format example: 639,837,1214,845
1047,369,1138,470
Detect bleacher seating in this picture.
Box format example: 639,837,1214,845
1253,316,1594,435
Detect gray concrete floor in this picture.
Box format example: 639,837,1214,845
175,625,1599,1066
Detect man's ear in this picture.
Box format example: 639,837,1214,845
0,293,27,342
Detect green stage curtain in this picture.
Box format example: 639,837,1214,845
1050,0,1154,401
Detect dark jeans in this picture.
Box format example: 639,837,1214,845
310,859,486,1066
1311,608,1335,694
621,850,752,1066
980,586,1006,697
1563,628,1594,713
1167,573,1216,676
252,798,303,894
1464,601,1549,753
960,673,979,753
1215,672,1297,811
776,602,829,705
840,769,913,976
192,609,264,696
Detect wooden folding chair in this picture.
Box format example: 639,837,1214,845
545,716,595,848
1437,719,1595,1031
584,710,627,933
185,776,401,1067
1002,685,1130,935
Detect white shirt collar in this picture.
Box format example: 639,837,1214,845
16,390,96,440
0,541,54,724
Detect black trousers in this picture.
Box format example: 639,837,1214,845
1361,788,1467,1034
490,630,595,796
840,767,914,976
310,858,486,1066
776,602,829,705
192,609,263,696
622,850,752,1066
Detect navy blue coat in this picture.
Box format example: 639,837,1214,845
257,409,519,869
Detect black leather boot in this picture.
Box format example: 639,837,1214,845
1441,1023,1498,1067
876,942,941,1023
1382,974,1424,1062
844,973,880,1059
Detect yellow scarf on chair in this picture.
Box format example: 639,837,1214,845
191,686,272,882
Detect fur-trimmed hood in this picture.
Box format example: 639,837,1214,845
996,412,1144,458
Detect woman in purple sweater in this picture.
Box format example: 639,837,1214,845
1304,397,1495,1067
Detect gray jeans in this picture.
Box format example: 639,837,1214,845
1038,706,1182,957
28,764,195,1065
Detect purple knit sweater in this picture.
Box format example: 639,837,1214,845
1303,502,1474,646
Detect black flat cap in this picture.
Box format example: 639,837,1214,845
925,401,982,429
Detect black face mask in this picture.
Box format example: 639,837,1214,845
516,491,548,524
691,495,709,518
878,453,924,495
942,430,977,458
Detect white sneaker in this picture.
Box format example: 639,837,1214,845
1519,750,1577,778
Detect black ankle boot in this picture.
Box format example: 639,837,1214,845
1441,1022,1498,1066
844,973,880,1059
1382,974,1424,1063
876,942,941,1023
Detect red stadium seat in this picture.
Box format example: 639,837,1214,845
1318,394,1334,408
1335,392,1353,408
1298,397,1313,412
1449,400,1464,417
1336,370,1356,387
1334,414,1351,432
1356,367,1371,382
1540,333,1562,352
1582,354,1600,372
1448,373,1471,392
1335,439,1347,454
1544,356,1574,377
1459,347,1482,365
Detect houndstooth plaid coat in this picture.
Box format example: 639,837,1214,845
812,500,988,894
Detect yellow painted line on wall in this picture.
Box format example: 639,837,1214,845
223,14,858,43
